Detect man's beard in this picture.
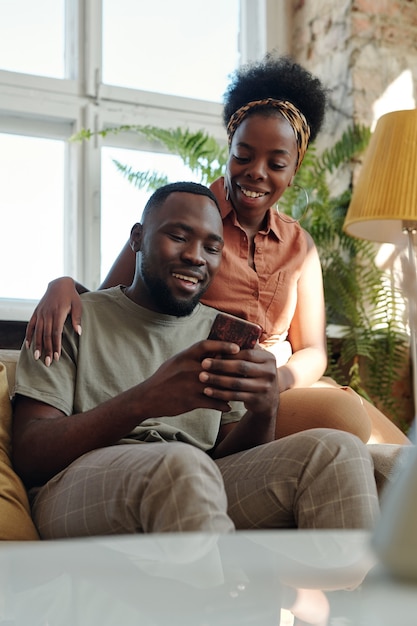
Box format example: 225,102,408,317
140,257,206,317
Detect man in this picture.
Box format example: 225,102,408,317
12,182,379,538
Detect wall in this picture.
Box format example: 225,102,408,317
290,0,417,150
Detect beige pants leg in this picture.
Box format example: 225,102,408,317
215,428,380,529
31,442,234,538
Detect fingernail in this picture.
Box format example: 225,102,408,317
34,350,40,361
54,352,60,361
25,340,30,350
45,356,51,367
77,325,82,336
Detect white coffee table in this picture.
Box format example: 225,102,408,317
0,530,416,625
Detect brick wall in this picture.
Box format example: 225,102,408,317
289,0,417,149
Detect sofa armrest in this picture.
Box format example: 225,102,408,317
0,349,20,395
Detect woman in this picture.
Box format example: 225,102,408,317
25,54,409,445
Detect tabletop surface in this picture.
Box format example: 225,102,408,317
1,529,416,625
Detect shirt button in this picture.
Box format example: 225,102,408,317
253,291,259,299
256,247,262,253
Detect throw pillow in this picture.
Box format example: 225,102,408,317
0,361,39,540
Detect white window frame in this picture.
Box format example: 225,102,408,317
0,0,289,321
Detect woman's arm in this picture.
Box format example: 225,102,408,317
99,240,135,289
25,277,85,365
25,240,135,364
276,233,328,392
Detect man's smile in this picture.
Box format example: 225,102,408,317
172,272,200,284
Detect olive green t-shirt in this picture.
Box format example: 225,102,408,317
15,287,245,451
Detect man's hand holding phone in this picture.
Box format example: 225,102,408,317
202,313,278,418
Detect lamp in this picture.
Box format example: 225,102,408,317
343,109,417,430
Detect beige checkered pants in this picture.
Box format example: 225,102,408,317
30,429,379,538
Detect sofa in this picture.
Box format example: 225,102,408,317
0,351,39,540
0,349,411,541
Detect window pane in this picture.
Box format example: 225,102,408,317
0,134,65,299
0,0,65,78
103,0,240,102
101,148,199,280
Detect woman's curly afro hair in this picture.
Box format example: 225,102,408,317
223,53,328,143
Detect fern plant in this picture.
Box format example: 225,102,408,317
73,123,409,426
280,127,408,424
75,125,227,187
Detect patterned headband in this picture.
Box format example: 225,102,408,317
226,98,311,171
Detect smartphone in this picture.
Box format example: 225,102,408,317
207,312,262,349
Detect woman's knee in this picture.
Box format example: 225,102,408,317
276,387,372,443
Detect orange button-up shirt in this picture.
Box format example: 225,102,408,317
202,178,308,346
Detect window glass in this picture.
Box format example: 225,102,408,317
0,0,65,78
102,0,240,102
0,134,65,299
101,147,199,280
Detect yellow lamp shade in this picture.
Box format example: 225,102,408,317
344,109,417,245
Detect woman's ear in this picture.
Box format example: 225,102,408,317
129,223,143,253
288,175,295,188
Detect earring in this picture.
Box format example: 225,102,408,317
224,179,230,202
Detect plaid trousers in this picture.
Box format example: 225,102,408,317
30,428,379,538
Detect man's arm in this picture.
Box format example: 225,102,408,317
13,340,240,489
13,341,279,488
13,391,147,489
278,235,328,392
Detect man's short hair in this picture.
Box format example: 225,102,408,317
141,181,221,223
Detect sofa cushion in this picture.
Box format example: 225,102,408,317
368,442,415,496
0,361,39,540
